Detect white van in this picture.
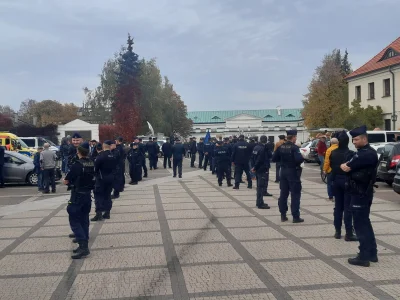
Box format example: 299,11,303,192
366,131,400,143
20,137,59,153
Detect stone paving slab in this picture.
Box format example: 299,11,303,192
1,161,400,300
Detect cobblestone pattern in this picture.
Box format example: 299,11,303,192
0,162,400,300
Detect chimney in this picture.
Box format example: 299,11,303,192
276,106,281,116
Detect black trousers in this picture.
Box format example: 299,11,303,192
198,153,204,168
163,155,171,168
94,179,113,212
43,168,56,192
278,167,301,218
333,175,353,232
217,163,231,185
191,153,196,167
142,158,148,175
68,193,91,242
203,154,211,171
129,164,142,183
173,159,183,177
149,155,157,169
351,194,377,260
234,163,252,187
256,170,268,207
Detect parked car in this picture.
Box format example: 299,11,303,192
300,142,311,162
393,164,400,194
376,143,398,185
2,151,62,186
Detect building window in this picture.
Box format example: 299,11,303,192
385,119,391,131
384,79,391,97
355,86,361,100
368,82,375,99
379,48,399,61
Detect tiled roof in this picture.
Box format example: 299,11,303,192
187,109,303,124
346,37,400,79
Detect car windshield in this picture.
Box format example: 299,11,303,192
301,142,309,147
16,139,29,149
39,137,56,147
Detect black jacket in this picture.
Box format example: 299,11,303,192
215,145,231,165
231,140,251,164
128,148,144,166
172,143,185,160
190,141,197,153
252,143,272,172
197,142,204,154
162,142,172,156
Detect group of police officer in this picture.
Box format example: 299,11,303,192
64,125,378,267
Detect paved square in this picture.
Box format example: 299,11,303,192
182,263,266,293
262,259,351,287
1,165,400,300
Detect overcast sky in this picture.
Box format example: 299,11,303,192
0,0,398,112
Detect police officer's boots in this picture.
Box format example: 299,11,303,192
281,214,288,222
103,211,111,219
334,230,341,239
345,229,358,242
91,212,103,222
71,241,90,259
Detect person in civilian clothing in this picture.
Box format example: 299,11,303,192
40,143,57,193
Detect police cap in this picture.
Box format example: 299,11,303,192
350,125,367,138
116,136,123,142
216,141,223,145
286,130,297,136
79,142,90,150
96,143,102,150
104,140,113,145
72,132,82,139
224,137,229,141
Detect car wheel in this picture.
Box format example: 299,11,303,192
27,172,38,186
385,180,393,186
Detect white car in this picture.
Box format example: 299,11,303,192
300,142,311,161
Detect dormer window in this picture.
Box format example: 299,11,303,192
212,116,220,120
193,116,198,120
264,115,273,118
286,114,295,117
379,48,399,61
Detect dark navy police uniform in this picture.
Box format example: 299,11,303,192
330,130,356,239
252,140,272,208
203,141,213,171
272,130,304,221
127,143,144,184
214,142,232,186
172,141,185,177
162,141,172,169
94,142,116,220
232,138,252,189
197,140,205,168
346,126,378,266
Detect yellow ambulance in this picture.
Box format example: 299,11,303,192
0,132,36,158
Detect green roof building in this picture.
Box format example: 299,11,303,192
187,108,308,143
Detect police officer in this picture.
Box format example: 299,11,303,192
92,140,117,221
211,138,218,175
214,141,232,187
128,142,144,185
146,137,157,170
154,137,160,168
330,131,357,242
274,135,286,183
251,136,273,209
115,137,126,192
272,130,304,223
162,138,172,169
203,138,213,171
197,137,205,169
190,137,197,167
223,137,233,179
171,138,185,178
232,135,252,190
340,125,378,267
138,138,148,177
64,142,95,259
67,133,83,169
95,142,102,158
